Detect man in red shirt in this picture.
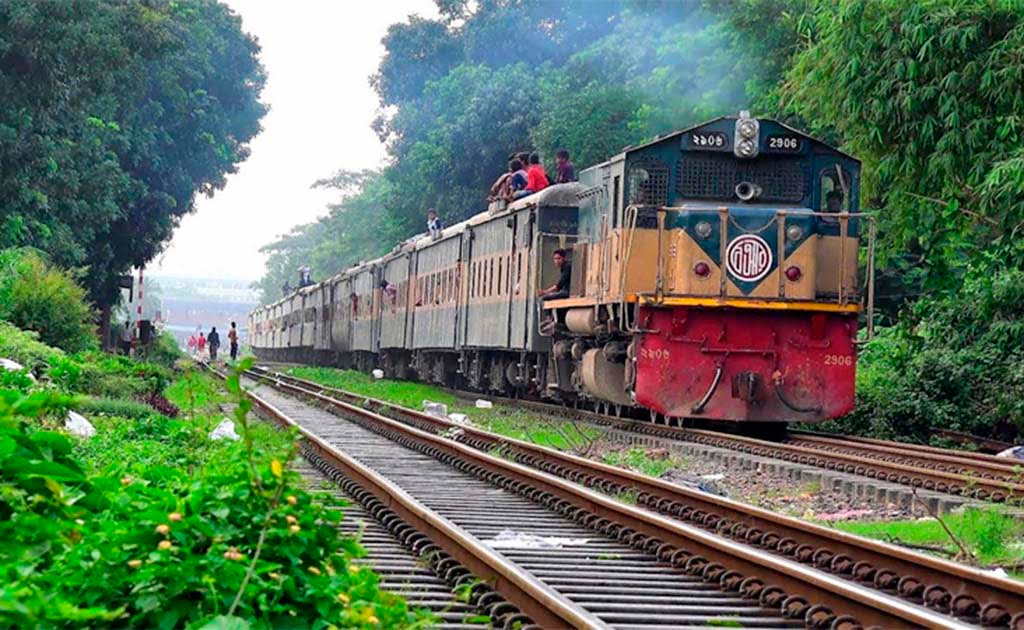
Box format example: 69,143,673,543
526,153,549,195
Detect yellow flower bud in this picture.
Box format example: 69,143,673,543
127,559,142,569
168,512,183,522
337,593,350,604
308,566,321,575
289,524,301,534
157,540,172,550
155,524,170,535
286,495,297,506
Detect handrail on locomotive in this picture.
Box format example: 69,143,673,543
628,205,877,340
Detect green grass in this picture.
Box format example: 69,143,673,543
288,366,457,409
602,446,684,478
285,367,604,452
833,507,1024,567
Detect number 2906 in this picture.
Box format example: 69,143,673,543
824,354,853,366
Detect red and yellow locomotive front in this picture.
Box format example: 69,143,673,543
544,112,872,424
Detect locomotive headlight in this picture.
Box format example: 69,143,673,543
734,110,760,159
785,224,804,242
694,221,713,239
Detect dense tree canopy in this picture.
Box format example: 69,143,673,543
0,0,266,312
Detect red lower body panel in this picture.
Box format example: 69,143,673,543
633,306,857,423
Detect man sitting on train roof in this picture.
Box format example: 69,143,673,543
426,208,444,239
538,249,571,301
526,153,549,194
488,152,518,202
554,149,576,184
509,158,530,199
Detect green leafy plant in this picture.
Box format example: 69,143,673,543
0,359,428,627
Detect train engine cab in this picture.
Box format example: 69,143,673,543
544,112,874,424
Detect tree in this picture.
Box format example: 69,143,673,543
781,0,1024,289
0,1,266,325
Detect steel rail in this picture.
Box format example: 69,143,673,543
221,371,605,629
383,375,1024,504
788,430,1022,472
247,366,1024,628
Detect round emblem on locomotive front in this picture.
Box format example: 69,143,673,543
726,234,773,282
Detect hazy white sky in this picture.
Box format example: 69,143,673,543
154,0,437,281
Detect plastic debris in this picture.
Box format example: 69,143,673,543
441,427,464,440
64,410,96,438
996,446,1024,460
486,529,589,550
448,413,469,425
422,401,449,419
986,567,1009,578
371,369,385,379
0,358,24,371
475,399,493,409
700,473,725,481
209,418,240,441
0,357,34,381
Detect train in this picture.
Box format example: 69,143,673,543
249,112,875,427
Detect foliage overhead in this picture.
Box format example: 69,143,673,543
778,0,1024,290
0,0,266,308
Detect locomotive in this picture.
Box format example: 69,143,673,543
249,112,875,426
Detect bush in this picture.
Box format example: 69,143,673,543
0,367,422,628
0,321,64,373
833,266,1024,442
136,331,184,368
78,397,163,420
0,248,97,353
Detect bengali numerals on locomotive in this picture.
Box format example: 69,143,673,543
639,347,670,361
689,131,728,149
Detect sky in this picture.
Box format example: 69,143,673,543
153,0,437,282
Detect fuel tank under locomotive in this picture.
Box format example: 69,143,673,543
631,306,857,422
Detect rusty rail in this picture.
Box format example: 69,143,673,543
248,366,1024,628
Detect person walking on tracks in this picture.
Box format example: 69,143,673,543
207,327,220,361
228,322,239,361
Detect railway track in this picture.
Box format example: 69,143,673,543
242,364,1024,627
291,459,485,627
253,365,1024,504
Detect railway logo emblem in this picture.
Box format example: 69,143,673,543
726,234,773,282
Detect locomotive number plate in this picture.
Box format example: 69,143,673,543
689,131,728,149
766,134,801,152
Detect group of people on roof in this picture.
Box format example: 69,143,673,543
489,149,576,204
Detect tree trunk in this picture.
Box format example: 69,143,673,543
98,303,112,350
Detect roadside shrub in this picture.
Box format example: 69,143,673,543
0,366,422,628
0,248,97,353
833,266,1024,442
136,331,184,368
0,321,64,373
78,397,162,420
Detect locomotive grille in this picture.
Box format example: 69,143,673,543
627,158,670,206
676,154,805,203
